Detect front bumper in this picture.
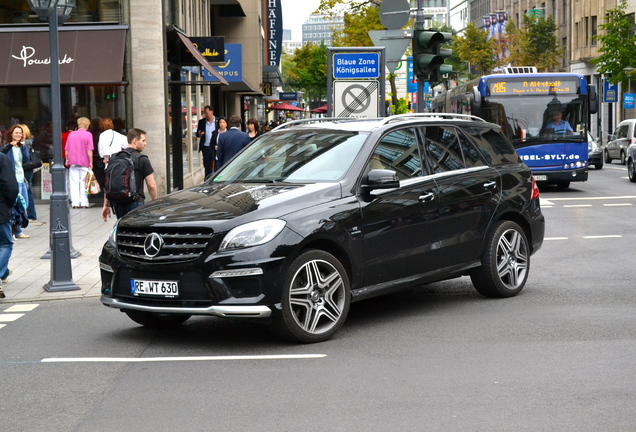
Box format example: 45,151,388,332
101,296,272,317
532,167,588,183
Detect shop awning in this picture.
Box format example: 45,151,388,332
0,27,127,86
176,32,228,85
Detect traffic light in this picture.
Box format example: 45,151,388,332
412,29,452,79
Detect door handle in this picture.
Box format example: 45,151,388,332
419,192,435,202
483,180,497,190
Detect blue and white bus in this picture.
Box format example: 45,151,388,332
432,71,598,188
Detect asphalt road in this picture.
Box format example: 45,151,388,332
1,163,635,432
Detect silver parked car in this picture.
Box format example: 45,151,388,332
626,141,636,182
605,119,636,165
588,133,603,170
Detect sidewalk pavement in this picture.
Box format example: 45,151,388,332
1,200,116,303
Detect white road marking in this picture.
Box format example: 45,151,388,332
546,195,636,201
563,204,592,208
603,203,632,207
4,304,39,312
545,237,568,240
582,235,622,239
0,314,24,322
0,324,5,330
41,354,328,363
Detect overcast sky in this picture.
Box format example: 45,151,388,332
281,0,321,41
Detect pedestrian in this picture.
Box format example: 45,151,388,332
19,124,40,221
65,117,93,208
61,119,77,167
196,105,218,177
247,118,262,141
0,152,19,299
97,117,127,167
216,115,251,168
1,124,31,239
101,127,157,221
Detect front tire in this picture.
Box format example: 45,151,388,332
621,151,627,165
594,162,603,170
273,250,350,343
629,160,636,183
604,150,612,163
471,221,530,298
124,310,191,328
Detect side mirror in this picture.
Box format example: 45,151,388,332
588,85,598,114
362,169,399,191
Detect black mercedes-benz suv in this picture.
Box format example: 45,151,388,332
100,114,545,343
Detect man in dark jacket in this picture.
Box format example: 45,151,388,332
0,152,19,298
216,115,251,168
196,105,218,177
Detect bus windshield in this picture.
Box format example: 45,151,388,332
481,94,588,145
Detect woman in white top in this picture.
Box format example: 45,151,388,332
97,117,128,165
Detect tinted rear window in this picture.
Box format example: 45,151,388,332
462,127,521,165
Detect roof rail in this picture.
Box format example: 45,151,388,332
379,113,486,125
270,117,379,131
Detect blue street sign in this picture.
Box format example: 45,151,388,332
604,80,618,103
625,93,635,109
333,52,380,79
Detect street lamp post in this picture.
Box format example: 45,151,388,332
27,0,79,292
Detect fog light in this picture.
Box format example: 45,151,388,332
211,268,264,278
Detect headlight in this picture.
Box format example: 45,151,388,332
107,220,119,247
219,219,286,251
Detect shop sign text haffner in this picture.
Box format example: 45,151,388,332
0,28,126,86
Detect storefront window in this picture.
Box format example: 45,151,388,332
0,0,122,25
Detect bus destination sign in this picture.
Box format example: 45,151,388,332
488,78,579,95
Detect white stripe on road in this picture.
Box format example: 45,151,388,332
582,235,622,239
563,204,592,208
4,304,39,312
603,203,632,207
41,354,327,363
545,237,568,240
0,314,24,322
546,196,636,201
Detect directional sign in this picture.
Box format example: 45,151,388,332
333,80,380,118
333,52,380,79
369,29,412,74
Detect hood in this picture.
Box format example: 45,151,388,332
120,181,343,230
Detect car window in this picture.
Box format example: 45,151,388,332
424,126,465,173
367,127,423,180
212,130,368,183
457,130,487,168
465,126,519,165
617,125,628,139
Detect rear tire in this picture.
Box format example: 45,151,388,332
621,151,626,165
124,310,191,328
471,221,530,298
273,249,350,343
629,160,636,183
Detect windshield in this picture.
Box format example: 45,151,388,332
211,130,368,183
482,94,587,144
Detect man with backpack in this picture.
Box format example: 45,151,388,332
101,128,157,221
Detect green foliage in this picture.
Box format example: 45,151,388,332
389,98,410,115
453,22,496,75
506,14,562,71
592,1,636,86
284,42,328,102
331,3,384,47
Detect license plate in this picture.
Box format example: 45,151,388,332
131,279,179,297
534,175,547,181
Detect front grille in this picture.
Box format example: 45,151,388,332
117,227,214,262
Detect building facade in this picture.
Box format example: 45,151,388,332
0,0,274,199
302,13,343,46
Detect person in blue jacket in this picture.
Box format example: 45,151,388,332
216,115,251,168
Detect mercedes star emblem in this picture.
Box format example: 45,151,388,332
144,233,164,257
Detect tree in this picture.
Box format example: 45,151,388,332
284,42,328,103
592,1,636,86
453,22,497,76
506,14,562,71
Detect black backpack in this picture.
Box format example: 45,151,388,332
105,149,141,203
